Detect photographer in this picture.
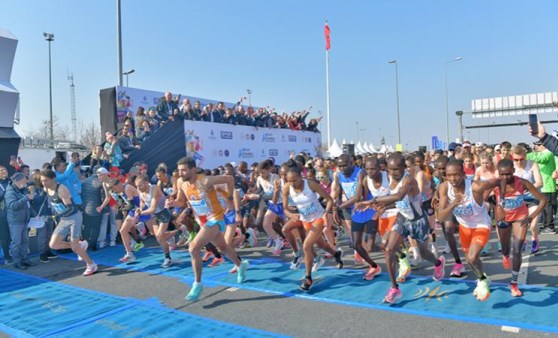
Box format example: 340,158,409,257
5,173,34,269
529,121,558,156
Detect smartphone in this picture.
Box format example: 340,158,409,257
529,114,538,135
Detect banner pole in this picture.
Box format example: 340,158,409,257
326,49,331,149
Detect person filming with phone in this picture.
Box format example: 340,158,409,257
529,115,558,156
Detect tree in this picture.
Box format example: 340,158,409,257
24,115,71,141
78,121,102,150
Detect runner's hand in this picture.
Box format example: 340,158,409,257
521,217,532,227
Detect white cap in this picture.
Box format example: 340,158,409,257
96,167,109,175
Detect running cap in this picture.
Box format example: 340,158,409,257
96,167,109,175
463,141,471,148
448,142,461,151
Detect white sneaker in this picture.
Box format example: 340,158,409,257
246,228,257,247
110,241,116,247
290,252,301,270
83,262,98,276
77,240,88,261
442,243,450,254
130,239,136,249
312,255,325,272
97,241,107,249
272,238,284,255
161,258,172,268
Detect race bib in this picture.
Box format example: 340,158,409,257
453,204,474,217
503,196,524,210
298,203,319,217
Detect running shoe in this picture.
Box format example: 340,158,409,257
272,238,284,256
246,228,257,248
77,240,88,261
383,287,402,304
290,254,301,270
363,265,382,281
334,248,344,269
510,283,523,297
502,255,511,270
237,260,249,283
97,241,107,249
109,241,116,247
40,255,50,263
282,241,291,250
299,277,313,292
119,253,136,263
208,257,224,268
450,263,465,278
474,276,491,301
202,251,214,262
442,243,450,254
167,237,176,251
354,251,364,265
161,258,173,268
186,282,203,301
176,234,188,247
433,256,446,281
229,265,238,274
396,256,411,283
410,257,423,269
266,238,274,248
82,263,98,276
530,239,540,254
136,222,147,237
133,241,144,252
481,243,490,256
312,255,325,272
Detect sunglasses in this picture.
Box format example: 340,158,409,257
316,176,327,181
513,157,525,162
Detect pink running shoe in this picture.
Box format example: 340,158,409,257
450,263,465,278
383,287,402,304
433,256,446,281
363,265,382,281
229,266,238,274
208,257,224,268
202,251,213,262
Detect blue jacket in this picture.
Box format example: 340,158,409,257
55,162,83,205
5,182,31,224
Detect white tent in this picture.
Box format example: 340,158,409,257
341,138,347,146
327,139,343,157
355,141,367,155
379,144,388,153
369,143,378,153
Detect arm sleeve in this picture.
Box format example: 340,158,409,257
541,133,558,156
527,150,554,163
56,162,75,182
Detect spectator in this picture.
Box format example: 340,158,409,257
134,106,146,131
52,157,83,207
192,101,203,121
30,171,54,263
89,145,109,176
136,119,152,142
0,165,12,264
212,102,226,123
81,168,104,249
530,121,558,156
118,124,140,156
527,140,556,234
104,132,124,167
156,91,179,122
5,173,33,270
146,109,160,131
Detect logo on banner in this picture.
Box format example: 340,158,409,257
261,133,276,142
220,131,233,140
269,149,279,156
238,148,254,159
288,135,297,142
209,130,217,140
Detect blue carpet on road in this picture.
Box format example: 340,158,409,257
58,244,558,334
0,269,288,338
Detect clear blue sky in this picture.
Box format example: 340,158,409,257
2,0,557,150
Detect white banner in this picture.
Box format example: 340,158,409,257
184,120,322,169
115,86,241,123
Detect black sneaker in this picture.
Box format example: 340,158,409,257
13,263,27,270
47,251,57,258
4,258,13,265
21,260,36,267
40,255,50,263
299,277,313,292
334,249,344,269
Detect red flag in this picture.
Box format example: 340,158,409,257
324,21,331,50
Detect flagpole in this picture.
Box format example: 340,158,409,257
326,48,331,149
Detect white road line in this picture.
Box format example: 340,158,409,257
226,287,239,292
517,252,531,285
501,326,521,333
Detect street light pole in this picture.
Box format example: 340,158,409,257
388,60,401,145
44,32,54,141
445,56,462,144
123,69,135,87
356,121,359,143
117,0,123,86
246,89,252,106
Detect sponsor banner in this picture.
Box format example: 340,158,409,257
184,120,321,169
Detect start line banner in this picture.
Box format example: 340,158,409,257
184,120,322,169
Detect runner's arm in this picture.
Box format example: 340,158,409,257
308,179,333,213
436,182,458,221
339,170,364,209
522,178,547,220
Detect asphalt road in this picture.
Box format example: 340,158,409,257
1,228,557,337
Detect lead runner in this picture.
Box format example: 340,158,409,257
167,157,249,301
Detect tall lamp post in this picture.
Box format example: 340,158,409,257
44,32,54,141
246,89,252,106
388,60,401,145
123,69,135,87
445,56,462,143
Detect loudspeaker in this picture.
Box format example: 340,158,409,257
342,144,355,156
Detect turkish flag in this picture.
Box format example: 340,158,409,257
324,21,331,50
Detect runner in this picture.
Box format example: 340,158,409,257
107,178,144,263
283,159,343,292
494,159,546,297
135,175,175,268
432,156,466,277
511,145,543,253
331,154,365,260
41,169,97,276
437,160,502,301
256,160,284,254
167,157,248,301
370,154,445,304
